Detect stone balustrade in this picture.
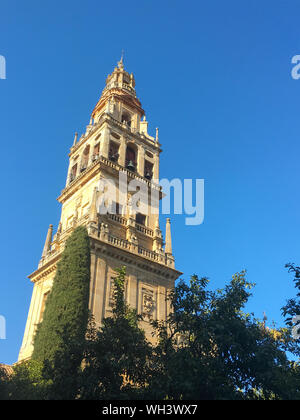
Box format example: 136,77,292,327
107,213,127,225
135,223,154,237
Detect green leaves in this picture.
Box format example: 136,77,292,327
2,259,300,400
79,267,152,400
32,226,91,363
152,272,294,400
281,263,300,360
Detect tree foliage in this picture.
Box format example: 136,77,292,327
78,267,153,400
0,366,10,400
150,272,297,400
1,262,300,400
32,226,91,362
281,263,300,358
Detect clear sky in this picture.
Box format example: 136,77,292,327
1,0,300,365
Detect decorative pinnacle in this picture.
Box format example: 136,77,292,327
156,127,159,143
118,50,124,69
42,224,53,258
89,187,98,224
73,132,78,147
165,218,173,255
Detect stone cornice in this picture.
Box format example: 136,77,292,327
28,253,60,283
57,158,101,203
107,115,161,151
70,116,106,155
92,88,144,119
89,236,182,284
28,226,182,284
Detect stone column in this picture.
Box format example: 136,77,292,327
127,274,138,309
118,135,126,167
88,143,95,167
100,125,110,159
153,153,159,181
137,144,145,177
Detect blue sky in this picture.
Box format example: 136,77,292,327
1,0,300,364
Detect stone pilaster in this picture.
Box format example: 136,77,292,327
153,153,159,181
118,135,126,167
137,144,145,177
100,125,110,159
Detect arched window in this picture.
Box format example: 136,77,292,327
81,145,90,172
92,143,100,161
136,213,146,226
125,145,137,172
70,163,77,183
122,112,131,127
144,160,153,180
109,141,119,162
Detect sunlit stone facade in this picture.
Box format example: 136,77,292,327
19,58,181,362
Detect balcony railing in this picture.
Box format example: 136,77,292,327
107,213,127,226
135,223,153,237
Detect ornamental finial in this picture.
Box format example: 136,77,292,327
165,218,173,255
118,50,124,69
73,132,78,147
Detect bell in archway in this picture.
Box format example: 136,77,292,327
127,160,135,172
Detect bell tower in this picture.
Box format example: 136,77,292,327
18,58,182,362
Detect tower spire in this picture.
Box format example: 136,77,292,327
42,224,53,258
165,218,173,255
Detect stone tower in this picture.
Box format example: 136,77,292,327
18,58,182,362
